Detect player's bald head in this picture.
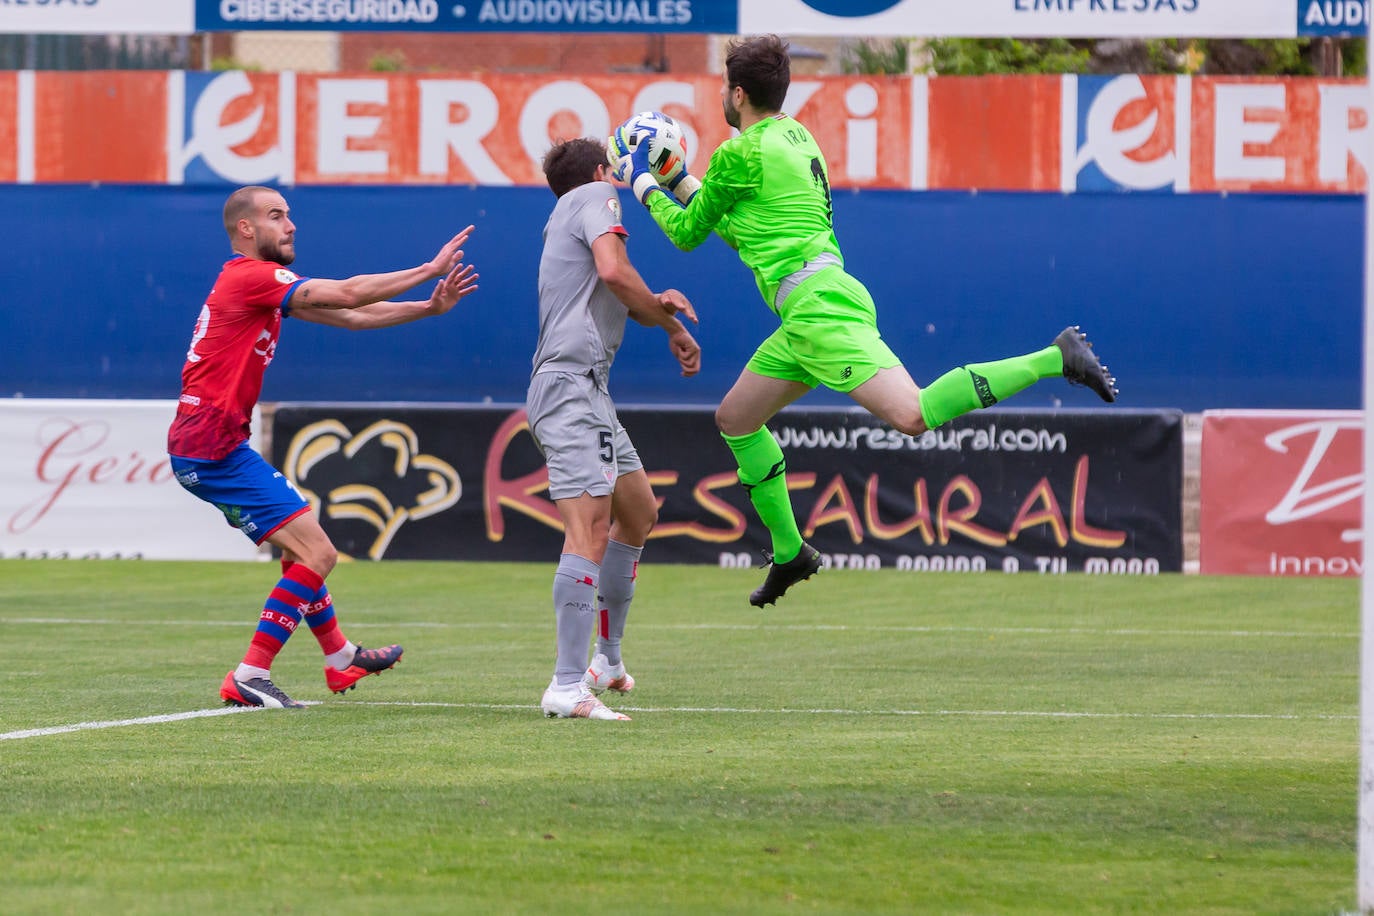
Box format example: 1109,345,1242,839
223,186,279,238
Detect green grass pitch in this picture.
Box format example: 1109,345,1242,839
0,560,1358,914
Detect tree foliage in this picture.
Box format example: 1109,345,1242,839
923,37,1094,75
839,37,911,75
840,36,1367,77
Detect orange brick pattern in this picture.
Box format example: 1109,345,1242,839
339,33,710,74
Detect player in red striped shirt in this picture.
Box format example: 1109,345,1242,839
168,185,479,709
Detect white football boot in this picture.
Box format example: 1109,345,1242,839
541,679,630,720
582,653,636,695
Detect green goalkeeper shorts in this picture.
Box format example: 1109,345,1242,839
746,267,902,394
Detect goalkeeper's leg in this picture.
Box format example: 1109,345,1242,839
717,367,813,566
779,270,1117,434
850,329,1116,434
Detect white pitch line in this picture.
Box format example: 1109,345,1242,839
1,700,1353,743
0,706,258,741
0,617,1355,640
350,701,1355,721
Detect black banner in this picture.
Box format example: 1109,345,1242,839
270,404,1183,573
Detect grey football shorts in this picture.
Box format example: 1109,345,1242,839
526,370,642,501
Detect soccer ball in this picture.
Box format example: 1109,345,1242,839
608,111,688,184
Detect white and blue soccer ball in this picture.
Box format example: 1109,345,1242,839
607,111,688,184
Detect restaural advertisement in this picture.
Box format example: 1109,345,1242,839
270,404,1183,573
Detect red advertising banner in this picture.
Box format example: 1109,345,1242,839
1199,410,1362,576
1188,77,1369,193
33,72,169,184
1,71,1365,193
925,75,1061,192
0,72,16,183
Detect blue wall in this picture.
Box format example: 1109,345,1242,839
1,184,1360,412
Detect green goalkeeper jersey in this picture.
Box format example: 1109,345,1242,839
646,114,842,313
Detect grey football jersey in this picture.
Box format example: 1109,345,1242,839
533,181,630,383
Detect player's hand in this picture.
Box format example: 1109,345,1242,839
425,225,474,279
426,263,479,316
622,141,661,205
657,288,697,324
657,154,700,206
665,171,701,206
668,327,700,377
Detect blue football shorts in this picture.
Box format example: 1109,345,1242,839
169,441,312,545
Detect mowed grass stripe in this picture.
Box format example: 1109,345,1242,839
0,559,1358,914
0,616,1356,640
2,701,1354,743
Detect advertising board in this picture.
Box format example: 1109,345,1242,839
0,400,263,561
0,0,195,35
739,0,1297,38
2,71,1364,194
1199,409,1362,576
270,404,1183,572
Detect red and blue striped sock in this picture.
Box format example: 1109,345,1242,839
240,564,318,671
300,577,349,659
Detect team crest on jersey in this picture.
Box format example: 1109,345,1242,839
275,268,298,284
605,196,621,221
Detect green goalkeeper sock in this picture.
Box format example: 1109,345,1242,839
722,428,804,564
918,346,1063,430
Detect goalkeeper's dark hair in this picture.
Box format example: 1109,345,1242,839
542,138,606,198
725,34,790,113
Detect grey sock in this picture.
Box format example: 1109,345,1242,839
553,553,599,686
596,540,642,667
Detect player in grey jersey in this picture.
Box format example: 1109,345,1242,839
531,137,700,720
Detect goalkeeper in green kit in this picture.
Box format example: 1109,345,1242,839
612,34,1118,608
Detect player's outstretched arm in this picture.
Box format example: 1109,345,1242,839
425,263,480,318
289,225,474,314
295,263,479,331
292,261,479,331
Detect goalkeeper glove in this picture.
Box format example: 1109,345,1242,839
664,171,701,206
613,140,664,205
653,149,700,205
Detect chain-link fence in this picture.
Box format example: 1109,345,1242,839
0,33,853,76
0,35,201,69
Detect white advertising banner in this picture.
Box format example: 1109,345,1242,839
0,0,194,35
738,0,1298,39
0,400,263,561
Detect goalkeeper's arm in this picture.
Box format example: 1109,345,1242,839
614,135,748,252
